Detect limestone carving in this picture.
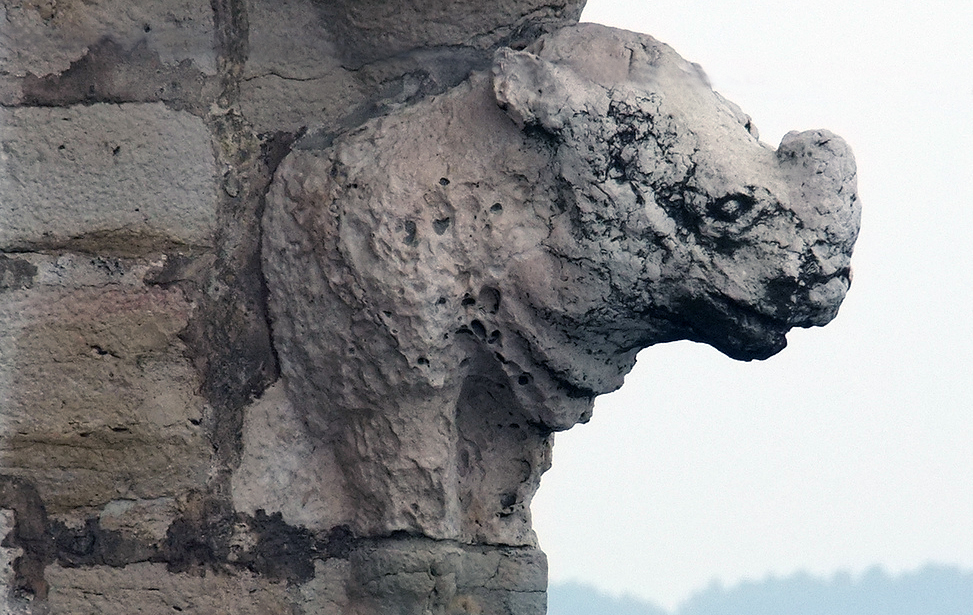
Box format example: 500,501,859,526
262,21,860,551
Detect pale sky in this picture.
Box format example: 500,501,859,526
531,0,973,609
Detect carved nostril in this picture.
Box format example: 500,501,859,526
708,193,755,222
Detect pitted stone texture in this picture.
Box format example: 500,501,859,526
263,24,859,546
0,253,211,514
0,0,216,79
46,563,290,614
0,103,217,253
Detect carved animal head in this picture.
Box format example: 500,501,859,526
489,24,860,390
261,23,860,542
264,23,859,431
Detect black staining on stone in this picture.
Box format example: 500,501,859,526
161,498,347,584
433,217,451,235
0,476,54,601
0,482,357,594
238,510,316,584
321,525,355,560
403,220,418,246
0,255,38,292
161,496,230,576
51,518,153,568
672,295,788,362
763,276,802,308
20,38,214,113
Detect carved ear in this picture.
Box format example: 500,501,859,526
492,48,580,134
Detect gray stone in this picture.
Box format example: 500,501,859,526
232,383,351,531
0,509,23,611
0,253,212,514
0,0,216,79
262,23,859,550
347,539,547,615
46,563,291,614
0,103,218,252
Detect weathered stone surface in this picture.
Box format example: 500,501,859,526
347,539,546,615
0,103,217,252
0,3,862,612
240,0,586,139
0,509,23,611
262,23,859,550
232,383,350,531
0,253,212,514
0,0,217,79
46,563,290,614
319,0,585,69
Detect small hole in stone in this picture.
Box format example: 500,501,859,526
487,330,501,344
144,23,152,32
417,357,429,366
518,373,532,386
477,286,501,314
490,203,503,213
436,297,447,305
470,320,486,338
403,220,417,246
461,296,476,307
433,217,451,235
439,177,450,186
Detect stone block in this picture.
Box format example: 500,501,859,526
0,253,211,514
0,0,216,79
0,103,217,252
46,563,291,614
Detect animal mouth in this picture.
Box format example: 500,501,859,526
675,293,791,361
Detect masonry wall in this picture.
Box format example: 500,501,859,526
0,1,585,612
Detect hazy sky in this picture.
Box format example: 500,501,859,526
531,0,973,609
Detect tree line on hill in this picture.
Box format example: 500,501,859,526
549,565,973,615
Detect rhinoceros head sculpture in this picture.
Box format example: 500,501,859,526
261,23,859,543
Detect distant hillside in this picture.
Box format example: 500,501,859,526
549,565,973,615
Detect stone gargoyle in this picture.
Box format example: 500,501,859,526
261,24,859,548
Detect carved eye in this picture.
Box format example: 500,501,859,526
709,193,756,222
